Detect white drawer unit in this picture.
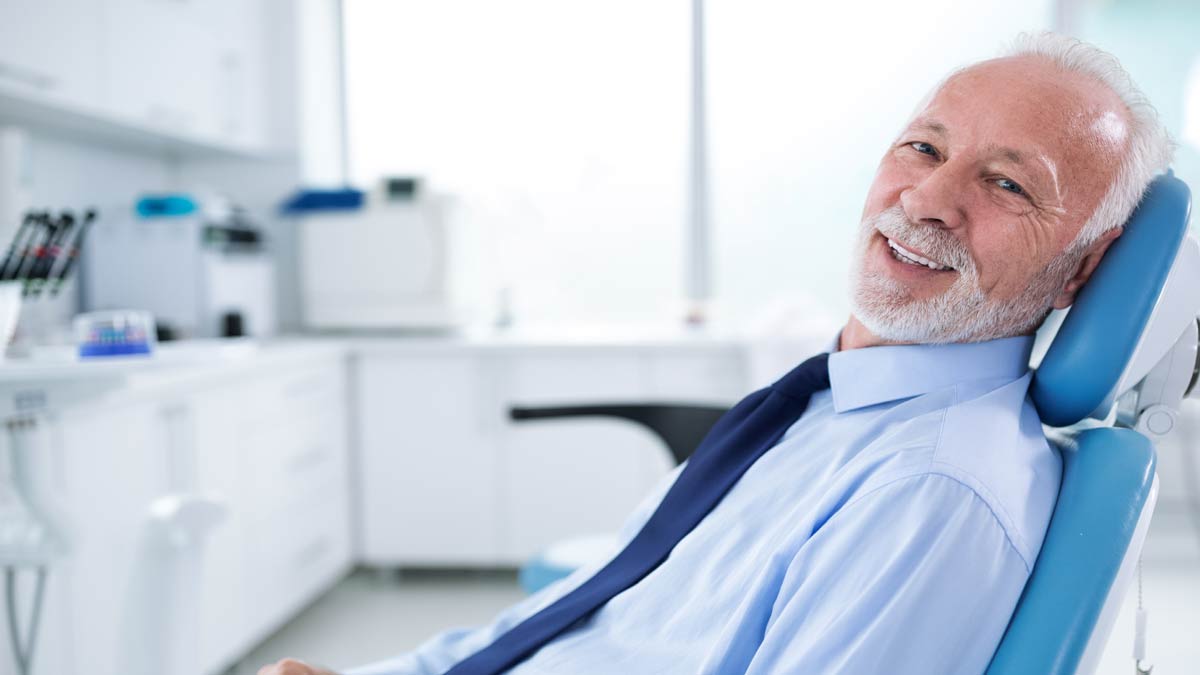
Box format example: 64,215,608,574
6,336,750,673
354,341,748,566
356,353,504,565
18,348,354,675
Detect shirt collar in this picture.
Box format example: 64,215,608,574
827,334,1034,413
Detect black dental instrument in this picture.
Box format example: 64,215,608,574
8,214,52,287
19,215,61,297
0,213,39,281
48,209,96,296
26,212,74,297
0,212,47,282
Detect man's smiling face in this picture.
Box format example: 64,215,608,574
847,55,1130,345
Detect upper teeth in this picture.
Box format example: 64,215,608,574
888,239,951,271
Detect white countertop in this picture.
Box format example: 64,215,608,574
0,322,827,415
337,322,752,353
0,325,743,395
0,338,344,387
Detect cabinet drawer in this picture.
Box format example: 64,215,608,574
239,364,345,431
246,486,352,633
242,408,347,524
356,354,504,565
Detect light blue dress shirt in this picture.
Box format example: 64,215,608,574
347,335,1061,675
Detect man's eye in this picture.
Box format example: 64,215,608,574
996,178,1026,196
909,142,938,157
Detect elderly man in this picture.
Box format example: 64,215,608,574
263,32,1173,675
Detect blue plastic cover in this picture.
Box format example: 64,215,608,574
135,194,198,218
279,188,365,214
1032,174,1191,427
78,342,153,358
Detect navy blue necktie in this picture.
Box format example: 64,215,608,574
445,353,832,675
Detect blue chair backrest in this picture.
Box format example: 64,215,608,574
986,174,1192,674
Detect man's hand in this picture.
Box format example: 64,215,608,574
256,657,340,675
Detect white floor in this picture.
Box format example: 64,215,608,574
1095,507,1200,675
239,512,1200,675
237,569,526,674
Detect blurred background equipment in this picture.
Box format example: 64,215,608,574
0,208,96,355
73,309,157,358
83,194,275,340
296,177,464,331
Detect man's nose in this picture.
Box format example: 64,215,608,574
900,165,967,230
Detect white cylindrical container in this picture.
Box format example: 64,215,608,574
0,280,23,359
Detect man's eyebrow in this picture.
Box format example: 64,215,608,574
983,144,1055,193
989,145,1026,165
910,119,948,136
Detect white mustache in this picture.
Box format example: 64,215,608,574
866,206,974,274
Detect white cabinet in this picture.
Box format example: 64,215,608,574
0,0,105,107
231,362,353,643
193,0,268,147
190,390,247,675
19,351,353,675
102,0,267,148
357,354,504,565
355,344,747,567
44,399,176,675
0,0,272,154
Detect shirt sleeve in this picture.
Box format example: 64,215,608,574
342,463,685,675
742,473,1032,675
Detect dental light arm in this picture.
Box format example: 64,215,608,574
1102,234,1200,439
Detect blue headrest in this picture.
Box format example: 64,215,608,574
1033,174,1192,427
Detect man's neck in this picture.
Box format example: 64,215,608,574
839,315,891,351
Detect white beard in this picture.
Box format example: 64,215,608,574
848,206,1078,344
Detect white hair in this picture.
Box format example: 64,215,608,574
1006,32,1175,251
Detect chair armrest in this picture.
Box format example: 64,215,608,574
508,403,729,465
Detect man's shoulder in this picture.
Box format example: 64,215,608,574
926,375,1061,570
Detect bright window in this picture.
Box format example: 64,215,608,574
343,1,1053,326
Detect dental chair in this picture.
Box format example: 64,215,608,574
510,173,1200,675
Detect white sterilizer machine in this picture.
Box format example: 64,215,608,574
296,180,464,331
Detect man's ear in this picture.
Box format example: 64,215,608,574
1051,226,1123,310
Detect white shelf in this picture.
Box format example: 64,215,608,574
0,82,273,160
